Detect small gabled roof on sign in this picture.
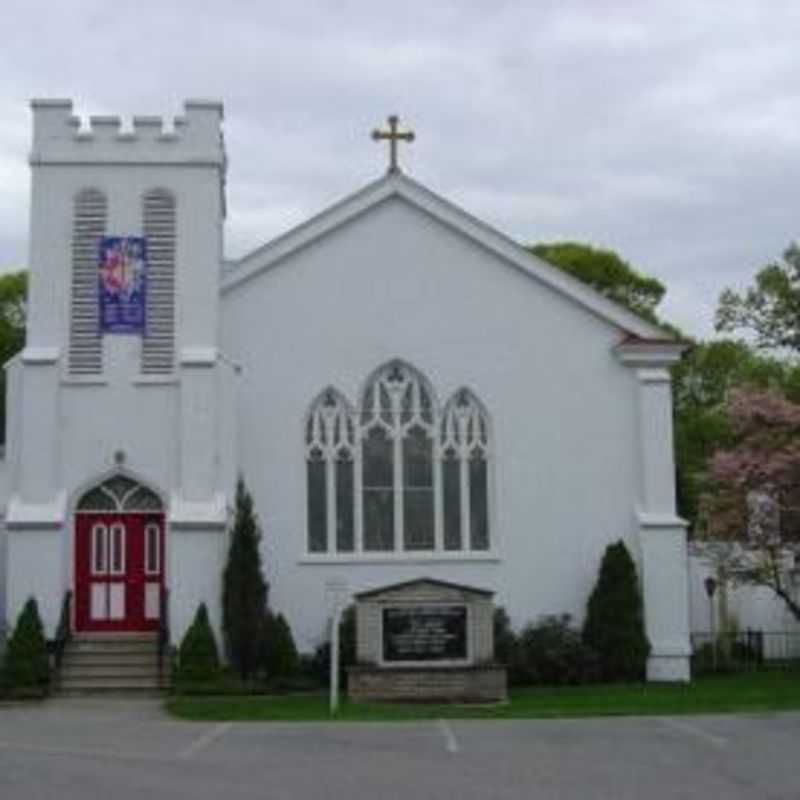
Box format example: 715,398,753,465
354,577,495,600
221,171,677,342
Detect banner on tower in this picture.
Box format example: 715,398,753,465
98,236,148,334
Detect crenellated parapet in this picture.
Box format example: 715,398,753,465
29,98,225,166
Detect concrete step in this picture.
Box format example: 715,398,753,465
60,663,163,680
56,632,169,696
58,684,167,694
58,685,168,696
57,688,166,698
63,650,160,665
71,632,158,641
67,640,159,655
58,675,168,692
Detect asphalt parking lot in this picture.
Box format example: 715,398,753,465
1,699,799,799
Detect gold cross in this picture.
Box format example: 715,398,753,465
371,115,415,174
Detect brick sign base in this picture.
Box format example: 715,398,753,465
347,664,507,703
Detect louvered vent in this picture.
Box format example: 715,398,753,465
69,189,106,374
142,189,176,374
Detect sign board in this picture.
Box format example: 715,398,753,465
98,236,147,334
382,605,467,662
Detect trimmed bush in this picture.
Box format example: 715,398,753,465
582,540,650,682
516,614,600,686
4,597,49,690
260,611,299,679
176,603,221,683
222,478,269,679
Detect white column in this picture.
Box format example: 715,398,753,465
619,344,691,682
637,368,678,515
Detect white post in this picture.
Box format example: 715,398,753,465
325,578,349,716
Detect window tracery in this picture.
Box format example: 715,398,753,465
304,363,491,556
77,475,163,513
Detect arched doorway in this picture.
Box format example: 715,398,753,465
74,475,165,632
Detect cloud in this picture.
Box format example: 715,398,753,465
0,0,798,336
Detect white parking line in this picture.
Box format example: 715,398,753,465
660,717,728,749
436,719,460,754
179,722,233,760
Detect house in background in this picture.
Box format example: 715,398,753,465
0,99,691,685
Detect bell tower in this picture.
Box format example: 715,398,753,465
4,100,235,637
27,98,226,371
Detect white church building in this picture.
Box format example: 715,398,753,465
0,99,691,681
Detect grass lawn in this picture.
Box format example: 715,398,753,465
167,672,800,722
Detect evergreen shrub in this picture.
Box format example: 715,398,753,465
582,540,650,681
222,478,269,679
176,603,221,684
4,597,49,691
260,611,299,679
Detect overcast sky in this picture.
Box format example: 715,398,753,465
1,0,798,336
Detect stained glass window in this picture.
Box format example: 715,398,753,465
363,428,394,551
305,363,491,557
403,426,434,550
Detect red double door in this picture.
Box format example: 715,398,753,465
75,513,165,632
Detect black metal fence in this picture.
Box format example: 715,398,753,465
691,630,800,674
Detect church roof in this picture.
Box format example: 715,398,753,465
222,171,679,343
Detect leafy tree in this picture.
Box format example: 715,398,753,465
528,242,666,323
0,271,27,444
222,478,269,679
582,541,650,681
700,387,800,621
260,611,299,679
176,603,221,683
672,340,800,525
4,597,49,690
0,271,26,356
716,243,800,351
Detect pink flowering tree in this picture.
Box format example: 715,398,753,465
701,387,800,621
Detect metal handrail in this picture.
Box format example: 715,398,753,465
53,590,72,670
158,587,170,678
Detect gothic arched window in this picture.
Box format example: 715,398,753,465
304,362,492,556
441,389,491,551
305,389,356,553
360,361,436,552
